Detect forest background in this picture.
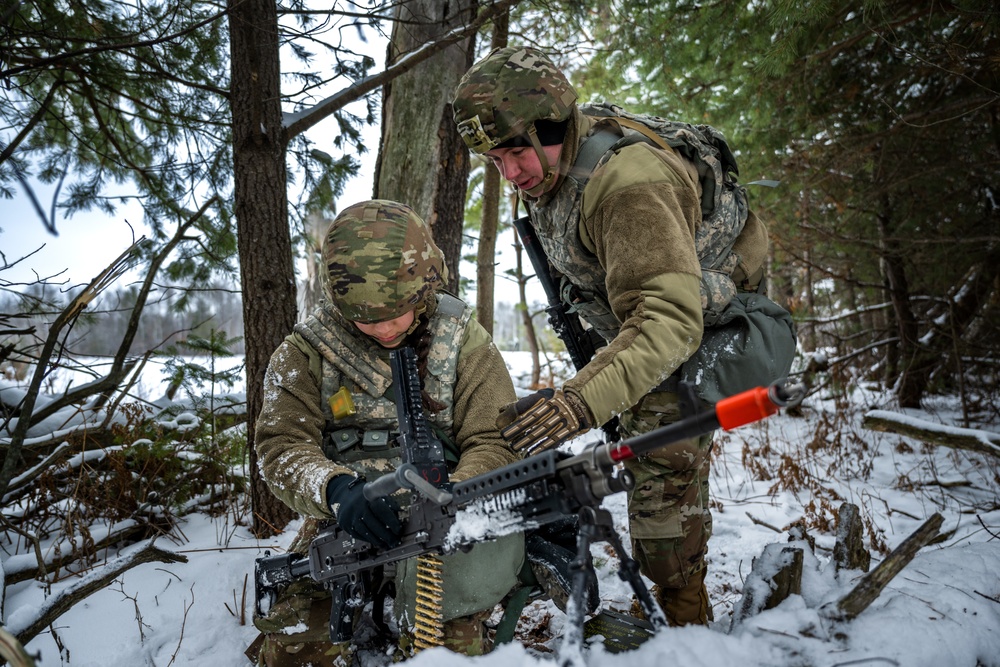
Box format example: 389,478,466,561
1,0,998,662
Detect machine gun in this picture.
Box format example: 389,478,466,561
254,378,803,662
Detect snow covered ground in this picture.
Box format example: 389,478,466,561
3,351,999,666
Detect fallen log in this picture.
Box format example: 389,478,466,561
862,411,1000,459
821,512,943,622
3,521,151,586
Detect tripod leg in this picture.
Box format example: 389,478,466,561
557,508,599,667
596,511,668,630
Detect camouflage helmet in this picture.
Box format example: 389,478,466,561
323,200,447,323
453,46,578,154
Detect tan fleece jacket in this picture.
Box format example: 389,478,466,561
541,112,706,425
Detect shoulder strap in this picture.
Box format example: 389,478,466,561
611,116,672,151
573,124,626,178
572,116,682,187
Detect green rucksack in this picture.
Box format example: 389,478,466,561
578,102,797,403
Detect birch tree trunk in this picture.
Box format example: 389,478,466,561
475,13,510,334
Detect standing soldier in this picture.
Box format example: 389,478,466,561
249,200,525,665
452,46,778,627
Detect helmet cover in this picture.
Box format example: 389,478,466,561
323,200,447,323
453,46,578,154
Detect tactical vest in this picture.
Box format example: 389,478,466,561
527,105,756,343
293,293,471,477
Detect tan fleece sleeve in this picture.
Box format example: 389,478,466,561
567,273,702,426
449,319,521,481
254,338,353,518
564,143,705,426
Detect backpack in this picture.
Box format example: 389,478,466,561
577,102,797,403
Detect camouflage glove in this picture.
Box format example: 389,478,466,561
326,474,403,549
496,388,592,455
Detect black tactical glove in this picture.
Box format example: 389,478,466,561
496,388,592,455
326,474,403,549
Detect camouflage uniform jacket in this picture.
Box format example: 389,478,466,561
255,292,519,519
525,108,765,426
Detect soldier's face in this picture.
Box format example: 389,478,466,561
486,144,563,194
353,310,415,348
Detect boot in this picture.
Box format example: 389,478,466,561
652,566,711,627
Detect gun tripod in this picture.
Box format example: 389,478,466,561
558,505,668,667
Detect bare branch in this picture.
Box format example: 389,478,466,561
7,540,187,646
284,0,520,139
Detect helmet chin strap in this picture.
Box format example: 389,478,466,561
521,126,558,199
404,302,426,336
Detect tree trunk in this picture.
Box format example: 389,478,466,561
729,544,804,632
300,211,330,316
832,502,871,573
478,167,500,333
876,198,922,407
475,15,509,334
375,0,478,294
897,241,1000,406
799,191,816,352
228,0,296,536
513,221,541,388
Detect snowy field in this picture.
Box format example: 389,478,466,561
2,350,999,666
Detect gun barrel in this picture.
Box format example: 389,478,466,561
603,382,794,464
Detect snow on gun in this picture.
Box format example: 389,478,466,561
253,381,804,642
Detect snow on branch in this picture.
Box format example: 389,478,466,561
283,0,519,139
3,539,187,645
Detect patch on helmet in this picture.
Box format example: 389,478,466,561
456,114,496,153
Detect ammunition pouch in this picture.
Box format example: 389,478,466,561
322,427,402,462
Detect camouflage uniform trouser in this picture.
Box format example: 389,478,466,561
619,390,713,624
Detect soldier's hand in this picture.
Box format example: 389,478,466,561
326,474,403,549
496,388,592,455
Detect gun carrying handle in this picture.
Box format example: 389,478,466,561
362,469,403,500
363,463,453,505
